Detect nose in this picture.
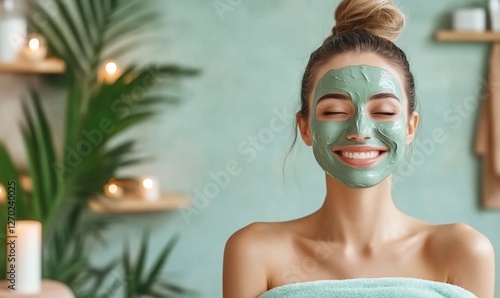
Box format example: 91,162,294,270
346,111,373,142
346,132,371,142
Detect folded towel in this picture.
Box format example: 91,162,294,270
258,277,476,298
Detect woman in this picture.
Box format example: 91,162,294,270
223,0,495,297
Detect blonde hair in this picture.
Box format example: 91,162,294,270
332,0,406,42
287,0,416,171
296,0,415,119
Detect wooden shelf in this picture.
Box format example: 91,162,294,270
88,192,191,214
0,58,66,74
436,30,500,42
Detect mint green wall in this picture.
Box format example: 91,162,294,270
0,0,499,297
129,1,499,296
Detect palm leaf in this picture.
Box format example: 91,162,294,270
43,206,117,292
20,103,44,220
54,0,92,64
121,232,185,297
30,91,59,216
63,82,85,180
123,238,134,298
30,3,85,76
142,234,180,292
74,0,96,47
81,259,120,298
134,230,150,294
19,92,67,236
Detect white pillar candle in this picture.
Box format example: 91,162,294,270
140,176,160,201
6,220,41,294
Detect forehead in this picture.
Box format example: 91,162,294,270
314,65,403,102
312,52,407,101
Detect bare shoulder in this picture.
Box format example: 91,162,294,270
223,222,292,298
427,223,495,297
224,221,294,263
226,222,290,251
428,223,494,260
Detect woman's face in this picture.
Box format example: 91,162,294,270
299,52,418,188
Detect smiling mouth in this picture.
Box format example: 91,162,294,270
337,150,383,159
332,147,388,167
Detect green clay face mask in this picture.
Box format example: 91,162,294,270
311,65,407,188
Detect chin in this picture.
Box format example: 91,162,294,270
328,172,389,189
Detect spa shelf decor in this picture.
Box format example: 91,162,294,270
89,193,191,214
435,29,500,209
0,58,65,74
91,177,191,213
0,0,199,297
0,31,66,74
435,30,500,42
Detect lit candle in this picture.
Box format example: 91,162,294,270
6,221,41,294
98,60,122,84
140,176,160,201
0,183,5,203
103,181,123,199
22,34,47,62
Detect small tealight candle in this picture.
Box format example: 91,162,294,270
0,183,6,203
140,176,160,201
104,182,123,199
98,60,122,84
22,34,47,62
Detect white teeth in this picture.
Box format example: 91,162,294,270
341,151,380,159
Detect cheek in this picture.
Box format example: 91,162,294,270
312,121,346,145
375,119,407,146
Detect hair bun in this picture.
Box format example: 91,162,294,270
332,0,405,42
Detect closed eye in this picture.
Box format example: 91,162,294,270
373,112,397,116
323,111,348,115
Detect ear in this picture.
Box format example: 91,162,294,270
406,111,419,144
297,113,313,146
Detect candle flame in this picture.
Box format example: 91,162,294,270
108,183,119,194
142,178,154,190
0,183,5,203
29,38,40,51
105,61,118,75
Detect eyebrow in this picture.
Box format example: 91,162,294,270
317,93,350,102
317,92,400,103
370,93,400,102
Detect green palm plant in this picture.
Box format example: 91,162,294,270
30,0,198,236
122,232,197,298
0,0,198,296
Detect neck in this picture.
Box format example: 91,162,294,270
313,174,410,248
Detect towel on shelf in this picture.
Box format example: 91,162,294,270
475,43,500,208
258,277,476,298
